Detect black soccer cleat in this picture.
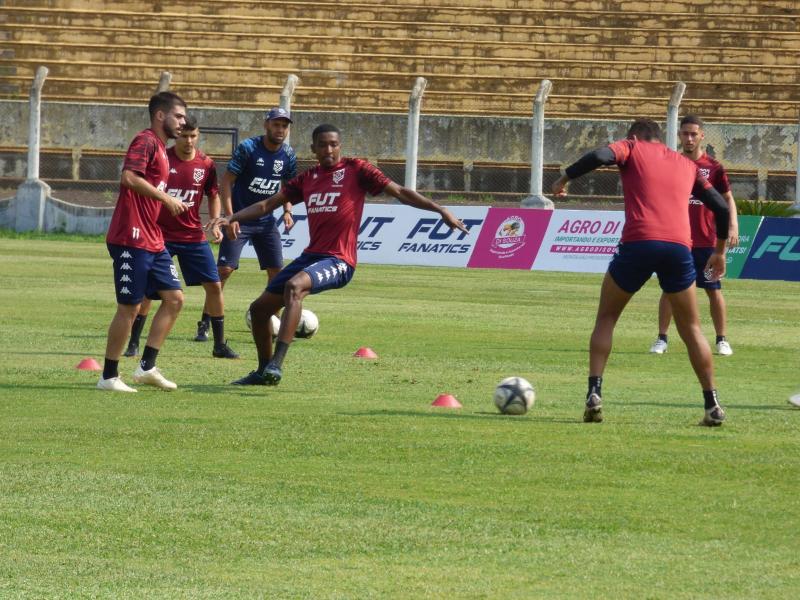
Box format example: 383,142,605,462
261,363,282,386
212,341,239,359
123,342,139,357
231,371,267,386
194,320,209,342
700,404,726,427
583,392,603,423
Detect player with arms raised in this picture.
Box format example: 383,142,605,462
123,114,239,360
552,119,731,426
649,114,739,356
98,91,188,392
207,124,468,386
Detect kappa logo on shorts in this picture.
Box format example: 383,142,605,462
193,168,205,183
332,168,345,185
273,160,284,174
120,286,131,295
120,262,132,271
121,251,132,259
119,274,131,282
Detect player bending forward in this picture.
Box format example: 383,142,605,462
206,124,467,386
552,119,731,426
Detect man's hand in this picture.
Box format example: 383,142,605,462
551,174,569,197
728,229,740,248
704,251,726,282
282,210,295,232
205,216,232,242
162,195,187,216
441,208,469,235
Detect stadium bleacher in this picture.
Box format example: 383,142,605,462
1,0,798,122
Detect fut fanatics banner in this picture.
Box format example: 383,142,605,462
531,210,625,274
739,217,800,282
242,204,489,268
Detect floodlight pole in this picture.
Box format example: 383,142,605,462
404,77,427,192
521,79,554,209
666,81,686,151
155,71,172,93
280,74,300,144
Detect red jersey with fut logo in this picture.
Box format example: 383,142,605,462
281,158,391,267
689,153,731,248
157,147,219,243
106,128,169,252
607,138,714,249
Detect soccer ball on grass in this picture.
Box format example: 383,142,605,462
245,308,319,339
493,376,535,415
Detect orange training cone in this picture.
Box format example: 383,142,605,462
76,358,102,371
432,394,462,408
353,347,378,359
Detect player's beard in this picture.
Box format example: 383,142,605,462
164,121,181,140
266,131,284,146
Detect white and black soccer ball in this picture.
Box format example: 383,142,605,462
296,309,319,338
245,309,280,334
493,376,535,415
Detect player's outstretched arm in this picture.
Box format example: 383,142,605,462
552,146,617,197
205,191,288,240
121,169,187,216
724,191,739,247
384,182,468,234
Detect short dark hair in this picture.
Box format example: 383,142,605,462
148,91,186,119
183,113,198,131
627,119,662,142
680,114,704,129
312,123,341,144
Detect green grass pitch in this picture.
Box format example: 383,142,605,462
1,235,799,598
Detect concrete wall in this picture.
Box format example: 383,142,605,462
0,101,796,171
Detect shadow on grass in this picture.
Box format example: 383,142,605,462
626,400,795,412
341,409,580,424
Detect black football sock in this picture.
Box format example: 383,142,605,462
716,335,726,344
210,316,225,346
703,389,720,410
588,376,603,398
271,341,290,369
129,314,147,346
102,359,119,380
201,312,211,324
658,333,668,342
140,346,159,372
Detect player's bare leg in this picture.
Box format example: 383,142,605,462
132,289,183,390
585,273,634,422
650,293,672,354
232,290,283,385
199,266,234,341
666,285,725,425
706,288,732,355
124,298,152,357
200,281,238,358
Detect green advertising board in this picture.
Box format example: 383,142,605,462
726,215,763,279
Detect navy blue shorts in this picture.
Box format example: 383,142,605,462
692,247,722,290
267,253,355,296
107,243,182,305
217,221,282,271
608,241,695,294
165,241,220,286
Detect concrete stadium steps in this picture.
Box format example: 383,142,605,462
4,7,800,50
4,6,800,39
7,25,800,68
5,42,798,89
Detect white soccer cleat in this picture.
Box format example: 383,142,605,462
716,340,733,356
133,365,177,390
96,376,137,392
649,338,668,354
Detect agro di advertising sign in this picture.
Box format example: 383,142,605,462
532,210,625,273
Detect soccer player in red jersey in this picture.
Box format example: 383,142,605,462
207,124,468,386
552,119,731,426
98,92,188,393
123,115,239,360
649,115,739,357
